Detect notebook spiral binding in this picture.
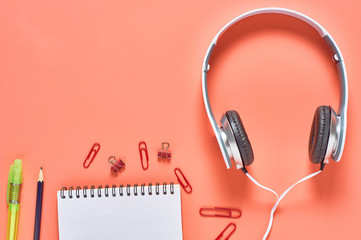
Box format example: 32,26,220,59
60,182,175,199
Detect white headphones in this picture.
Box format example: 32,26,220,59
202,7,348,172
201,8,348,239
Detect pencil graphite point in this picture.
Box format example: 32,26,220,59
38,167,44,182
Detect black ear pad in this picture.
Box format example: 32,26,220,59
308,106,331,164
225,110,254,166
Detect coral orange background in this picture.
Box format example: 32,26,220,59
1,0,361,239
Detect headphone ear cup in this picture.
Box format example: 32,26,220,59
308,106,331,164
225,110,254,166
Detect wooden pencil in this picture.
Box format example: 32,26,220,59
33,167,44,240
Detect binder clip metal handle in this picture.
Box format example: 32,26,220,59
108,156,125,173
158,142,171,160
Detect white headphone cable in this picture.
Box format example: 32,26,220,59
262,170,323,240
245,173,280,200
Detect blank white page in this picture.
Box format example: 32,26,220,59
57,184,183,240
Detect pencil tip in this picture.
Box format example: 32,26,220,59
38,167,44,182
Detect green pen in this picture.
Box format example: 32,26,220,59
7,159,22,240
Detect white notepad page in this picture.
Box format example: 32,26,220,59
57,184,183,240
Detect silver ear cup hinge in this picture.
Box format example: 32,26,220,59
325,107,339,163
216,131,233,169
331,113,341,161
220,114,244,169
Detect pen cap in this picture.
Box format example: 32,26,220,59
11,159,23,183
7,159,23,204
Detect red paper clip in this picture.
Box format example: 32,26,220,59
215,223,236,240
174,168,192,194
139,141,149,170
108,156,125,173
83,143,100,168
199,207,242,219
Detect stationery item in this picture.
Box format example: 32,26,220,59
216,223,236,240
201,7,348,240
108,156,125,172
174,168,192,194
83,143,100,168
7,159,23,240
139,141,149,170
200,207,242,218
57,183,183,240
158,142,171,160
34,167,44,240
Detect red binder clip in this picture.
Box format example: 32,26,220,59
158,142,171,160
199,207,242,218
174,168,192,194
83,143,101,168
139,141,149,170
215,223,236,240
108,156,125,172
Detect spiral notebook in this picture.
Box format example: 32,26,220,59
57,183,183,240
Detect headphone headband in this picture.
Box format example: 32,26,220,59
202,8,348,168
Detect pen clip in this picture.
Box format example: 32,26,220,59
83,143,100,168
200,207,242,218
215,223,236,240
